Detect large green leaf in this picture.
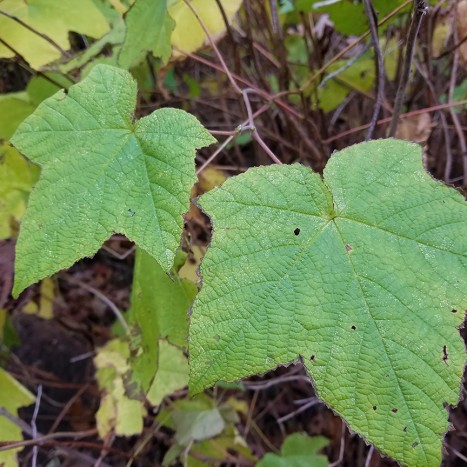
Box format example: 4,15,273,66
189,139,467,466
118,0,175,68
128,247,196,396
11,64,215,296
0,0,109,69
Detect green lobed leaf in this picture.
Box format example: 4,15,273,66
189,139,467,466
128,247,197,396
257,433,329,467
11,64,215,296
118,0,175,68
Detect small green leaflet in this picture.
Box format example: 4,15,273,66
11,64,215,296
257,433,329,467
189,139,467,466
119,0,175,68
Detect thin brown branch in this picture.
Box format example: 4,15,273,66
388,0,428,136
324,99,467,143
447,24,467,186
363,0,385,140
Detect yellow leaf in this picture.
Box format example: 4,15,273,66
94,339,145,438
0,0,109,69
179,246,205,282
169,0,242,57
198,167,227,192
0,368,35,467
431,15,452,58
0,145,39,240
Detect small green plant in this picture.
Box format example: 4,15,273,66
9,65,467,467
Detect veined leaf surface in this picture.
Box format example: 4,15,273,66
190,139,467,466
11,64,215,296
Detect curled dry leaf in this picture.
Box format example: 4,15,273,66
395,113,433,144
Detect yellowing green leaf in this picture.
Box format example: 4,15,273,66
128,247,197,396
0,368,35,467
11,64,215,296
169,0,242,57
22,278,55,319
94,339,145,437
190,139,467,466
147,340,189,406
0,93,35,141
315,58,374,112
0,0,109,69
178,246,205,282
119,0,175,68
0,145,40,240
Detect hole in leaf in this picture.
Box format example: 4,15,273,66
351,325,356,330
392,408,398,413
403,426,408,432
310,355,315,361
294,228,300,236
372,406,377,411
452,309,457,313
412,441,419,448
345,244,352,252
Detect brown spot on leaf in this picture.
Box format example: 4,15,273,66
443,345,448,363
345,244,352,252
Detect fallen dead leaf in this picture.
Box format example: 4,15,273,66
395,113,433,144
